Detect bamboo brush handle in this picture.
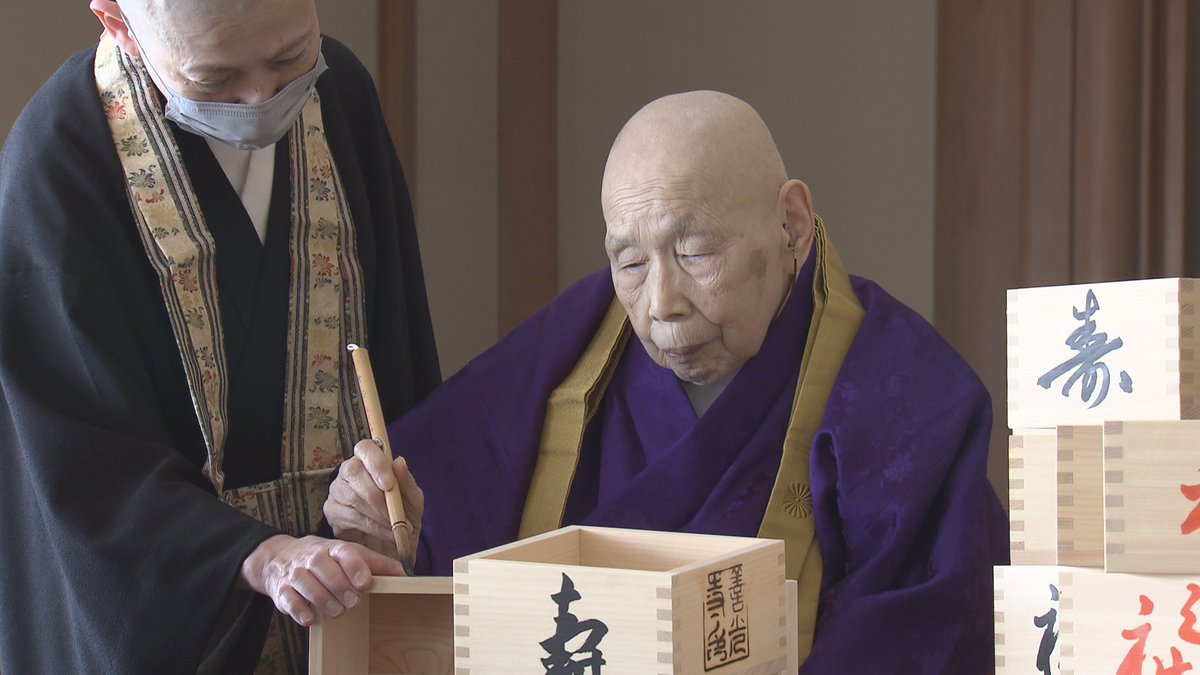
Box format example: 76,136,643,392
347,344,411,562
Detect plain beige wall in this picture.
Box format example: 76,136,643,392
0,5,100,139
413,1,499,379
557,1,938,321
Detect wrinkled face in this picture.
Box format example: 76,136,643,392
128,0,320,104
605,181,791,385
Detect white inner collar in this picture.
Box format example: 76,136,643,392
206,138,275,244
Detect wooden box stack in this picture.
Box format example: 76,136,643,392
997,278,1200,674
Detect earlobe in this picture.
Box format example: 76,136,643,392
779,179,815,264
90,0,140,57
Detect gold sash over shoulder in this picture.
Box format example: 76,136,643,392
519,216,864,664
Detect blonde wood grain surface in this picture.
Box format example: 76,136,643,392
1058,568,1200,675
309,576,453,675
1008,429,1059,565
1057,425,1104,567
457,525,581,569
577,526,772,573
310,592,371,675
1104,420,1200,574
454,526,788,675
786,579,798,674
1180,279,1200,416
369,592,453,674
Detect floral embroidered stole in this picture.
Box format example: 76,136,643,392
93,33,368,539
96,33,372,672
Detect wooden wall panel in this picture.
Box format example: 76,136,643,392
1072,0,1143,282
1025,0,1074,286
497,0,558,337
936,0,1050,505
377,1,417,193
1139,0,1189,277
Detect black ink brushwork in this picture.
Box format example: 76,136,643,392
1037,289,1132,408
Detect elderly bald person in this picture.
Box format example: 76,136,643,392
0,0,439,673
327,91,1007,673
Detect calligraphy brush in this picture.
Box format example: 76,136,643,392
347,344,414,575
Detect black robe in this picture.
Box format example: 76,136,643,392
0,38,441,674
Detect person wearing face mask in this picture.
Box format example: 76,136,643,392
325,90,1009,674
0,1,440,673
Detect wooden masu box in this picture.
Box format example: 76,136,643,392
309,575,454,675
309,525,797,675
453,525,794,675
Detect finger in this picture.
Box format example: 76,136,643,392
354,438,395,491
324,500,397,548
393,455,424,552
336,529,401,559
328,463,389,524
273,584,317,627
330,541,407,584
337,455,391,522
393,456,422,506
289,561,352,619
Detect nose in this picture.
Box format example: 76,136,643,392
238,73,286,105
646,261,690,322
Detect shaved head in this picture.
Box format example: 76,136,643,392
121,0,268,23
100,0,320,105
601,91,815,385
120,0,285,49
602,90,789,225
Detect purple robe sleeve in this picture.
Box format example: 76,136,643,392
802,278,1008,674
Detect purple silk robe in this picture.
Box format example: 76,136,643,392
393,251,1007,674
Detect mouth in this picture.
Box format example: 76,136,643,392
661,343,705,360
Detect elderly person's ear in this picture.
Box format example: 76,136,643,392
780,179,815,265
90,1,140,57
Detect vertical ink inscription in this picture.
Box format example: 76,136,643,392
1036,289,1133,409
1033,584,1059,675
703,564,749,671
540,573,608,675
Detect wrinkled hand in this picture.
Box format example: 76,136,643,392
324,439,423,565
239,534,405,626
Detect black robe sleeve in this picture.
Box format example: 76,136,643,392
0,38,439,674
318,39,442,416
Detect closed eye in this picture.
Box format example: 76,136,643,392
190,78,231,92
272,52,308,69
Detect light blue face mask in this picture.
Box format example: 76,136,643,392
161,48,327,150
130,21,328,151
